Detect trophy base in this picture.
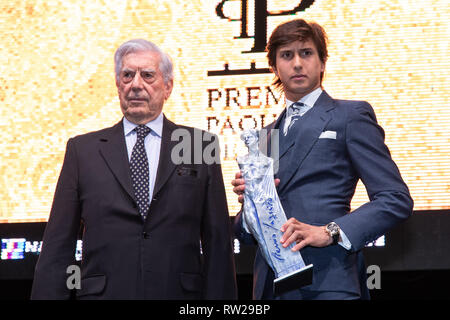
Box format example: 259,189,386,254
273,264,313,296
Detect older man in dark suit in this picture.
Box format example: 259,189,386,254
232,19,413,300
31,39,237,300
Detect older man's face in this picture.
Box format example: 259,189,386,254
116,51,173,124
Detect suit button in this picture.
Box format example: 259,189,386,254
152,198,157,202
142,232,150,239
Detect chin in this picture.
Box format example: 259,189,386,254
124,111,149,122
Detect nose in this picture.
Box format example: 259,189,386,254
131,73,144,91
293,53,303,70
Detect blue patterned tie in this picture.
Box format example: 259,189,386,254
130,125,151,219
284,102,306,136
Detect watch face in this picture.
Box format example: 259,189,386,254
327,222,340,235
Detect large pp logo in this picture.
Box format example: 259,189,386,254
216,0,315,53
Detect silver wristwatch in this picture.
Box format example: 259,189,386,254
325,222,341,245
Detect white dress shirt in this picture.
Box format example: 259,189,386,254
283,87,323,135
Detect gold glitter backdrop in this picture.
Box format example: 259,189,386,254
0,0,449,222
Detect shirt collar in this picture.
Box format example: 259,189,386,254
285,87,323,109
123,112,164,138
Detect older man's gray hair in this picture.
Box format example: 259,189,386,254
114,39,173,84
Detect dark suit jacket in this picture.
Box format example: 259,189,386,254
234,91,413,299
31,115,237,299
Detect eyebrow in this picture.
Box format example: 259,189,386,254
280,47,314,52
121,68,156,73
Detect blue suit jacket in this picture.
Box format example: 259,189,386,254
234,91,413,299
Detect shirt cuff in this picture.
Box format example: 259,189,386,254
338,228,352,250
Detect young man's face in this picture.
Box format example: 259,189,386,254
273,39,325,101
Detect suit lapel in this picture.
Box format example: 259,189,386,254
152,115,178,197
264,108,295,159
98,120,136,202
275,108,297,159
277,91,336,194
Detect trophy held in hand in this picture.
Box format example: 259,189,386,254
237,129,313,296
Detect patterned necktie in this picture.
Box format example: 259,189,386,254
283,102,306,136
130,125,151,219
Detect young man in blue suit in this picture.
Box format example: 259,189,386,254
232,19,413,300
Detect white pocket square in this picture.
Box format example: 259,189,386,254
319,130,337,139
